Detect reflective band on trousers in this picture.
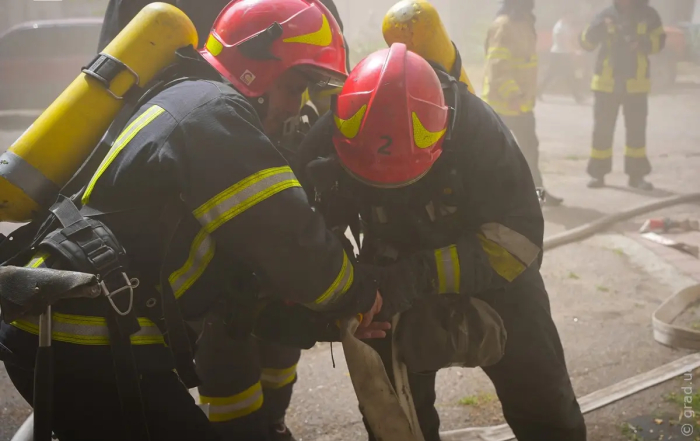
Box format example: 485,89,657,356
625,146,647,159
478,223,541,283
169,166,302,299
82,105,166,205
435,245,460,294
11,313,165,345
261,364,297,389
591,148,613,160
200,382,264,422
0,150,61,208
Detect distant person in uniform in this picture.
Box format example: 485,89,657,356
579,0,666,190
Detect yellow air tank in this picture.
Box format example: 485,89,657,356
0,3,198,222
382,0,475,94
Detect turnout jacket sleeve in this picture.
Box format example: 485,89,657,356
580,11,608,52
167,91,375,316
484,18,523,102
425,93,544,296
641,8,666,55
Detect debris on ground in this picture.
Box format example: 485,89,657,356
640,218,699,234
641,233,699,258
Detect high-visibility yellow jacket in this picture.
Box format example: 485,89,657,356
580,5,665,94
483,14,538,117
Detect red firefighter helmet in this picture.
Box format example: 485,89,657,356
200,0,348,98
332,43,449,187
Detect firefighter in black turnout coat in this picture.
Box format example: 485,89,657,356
297,44,587,441
0,2,388,440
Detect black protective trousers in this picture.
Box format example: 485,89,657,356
191,308,301,441
362,276,586,441
501,112,543,188
5,362,221,441
588,91,651,179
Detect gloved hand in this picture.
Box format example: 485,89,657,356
374,250,436,321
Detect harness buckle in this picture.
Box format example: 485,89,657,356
101,272,140,317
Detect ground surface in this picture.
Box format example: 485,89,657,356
1,77,700,440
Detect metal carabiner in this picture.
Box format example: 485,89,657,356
101,272,140,317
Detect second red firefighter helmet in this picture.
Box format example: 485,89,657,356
200,0,348,98
332,43,449,187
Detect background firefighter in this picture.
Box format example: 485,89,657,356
580,0,666,190
298,43,587,441
0,1,390,439
483,0,563,207
99,1,346,440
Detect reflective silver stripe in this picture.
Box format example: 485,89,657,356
194,167,299,232
209,389,262,415
0,150,60,207
480,223,541,266
12,313,164,345
200,382,264,422
260,365,297,389
168,231,216,298
169,166,299,300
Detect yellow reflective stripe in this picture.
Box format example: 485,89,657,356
434,245,460,294
168,230,216,299
335,104,367,139
601,49,614,85
205,33,224,56
580,26,597,51
593,36,615,93
627,52,650,93
82,105,166,205
591,148,613,160
519,101,535,113
477,234,526,283
194,166,300,232
170,167,301,299
283,13,332,47
592,75,614,93
625,146,647,158
300,88,310,110
412,112,446,149
480,223,540,268
498,80,521,99
11,313,164,346
649,26,664,54
27,251,49,268
200,382,264,422
261,364,297,389
306,251,354,310
486,47,512,60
